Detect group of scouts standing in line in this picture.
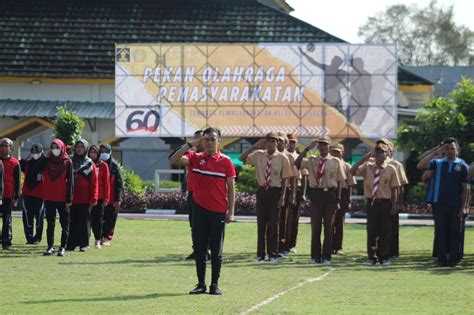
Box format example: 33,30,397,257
0,137,123,257
238,133,409,267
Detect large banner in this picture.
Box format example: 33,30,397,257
115,43,397,138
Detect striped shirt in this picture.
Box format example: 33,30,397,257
188,151,236,213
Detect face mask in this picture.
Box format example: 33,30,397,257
100,153,110,161
51,149,61,157
31,153,41,160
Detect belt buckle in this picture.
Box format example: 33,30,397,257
323,188,328,192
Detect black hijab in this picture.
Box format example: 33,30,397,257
72,139,94,178
99,143,120,176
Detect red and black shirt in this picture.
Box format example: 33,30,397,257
1,156,20,200
188,151,236,213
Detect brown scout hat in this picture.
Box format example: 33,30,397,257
265,132,280,140
318,135,331,144
287,133,298,142
375,142,390,152
376,138,394,150
329,143,344,152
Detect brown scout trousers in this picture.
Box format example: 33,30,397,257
367,198,392,262
256,187,281,258
309,188,337,261
333,188,350,252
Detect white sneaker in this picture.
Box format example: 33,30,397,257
308,259,321,264
269,257,278,264
255,256,265,263
381,260,390,267
95,240,101,249
363,260,376,266
289,247,297,253
323,259,332,265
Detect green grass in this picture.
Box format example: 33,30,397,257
1,218,473,314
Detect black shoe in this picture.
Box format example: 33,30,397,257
66,247,75,251
57,247,66,257
209,284,222,295
44,247,55,256
2,245,12,250
185,252,195,260
26,240,35,245
189,284,207,294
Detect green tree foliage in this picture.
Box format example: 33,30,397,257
236,164,257,194
358,0,473,66
53,105,85,148
397,78,474,162
121,165,144,194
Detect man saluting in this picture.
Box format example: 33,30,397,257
170,127,236,295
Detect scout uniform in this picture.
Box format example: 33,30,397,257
355,142,401,264
285,134,309,252
246,132,292,261
277,133,294,254
300,136,346,263
377,139,409,259
330,143,356,254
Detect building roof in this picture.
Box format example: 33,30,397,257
398,66,434,86
0,99,114,118
0,0,343,79
404,66,474,96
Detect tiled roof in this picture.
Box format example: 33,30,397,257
0,99,114,118
0,0,343,79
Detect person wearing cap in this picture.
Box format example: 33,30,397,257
329,143,356,255
377,139,409,260
276,132,294,256
170,127,236,295
0,138,20,250
99,143,123,246
88,145,110,249
422,139,469,267
350,141,400,267
285,133,308,254
295,135,346,265
42,139,74,257
20,143,46,245
67,139,98,252
239,132,292,263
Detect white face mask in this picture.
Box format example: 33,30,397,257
31,153,41,160
51,149,61,157
100,152,110,161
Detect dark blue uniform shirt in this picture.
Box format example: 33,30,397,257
426,157,468,210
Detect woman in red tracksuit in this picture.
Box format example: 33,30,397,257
67,139,98,252
20,143,45,244
42,139,74,257
88,145,110,249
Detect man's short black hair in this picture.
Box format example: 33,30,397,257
442,137,457,144
194,130,203,136
203,127,221,137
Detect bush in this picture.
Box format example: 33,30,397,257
236,165,257,194
406,181,426,203
121,166,144,194
121,190,147,211
53,105,85,149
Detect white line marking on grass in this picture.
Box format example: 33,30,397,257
243,227,421,313
242,268,335,314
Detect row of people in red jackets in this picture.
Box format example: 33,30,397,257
0,137,123,257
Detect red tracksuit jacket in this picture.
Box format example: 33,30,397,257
72,163,98,205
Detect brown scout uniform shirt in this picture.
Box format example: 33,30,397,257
246,150,292,188
355,160,401,199
300,154,346,189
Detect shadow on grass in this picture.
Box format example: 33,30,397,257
21,292,187,305
0,244,46,258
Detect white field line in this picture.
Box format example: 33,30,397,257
241,227,420,314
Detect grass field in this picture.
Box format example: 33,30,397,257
1,217,473,314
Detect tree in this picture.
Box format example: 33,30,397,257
358,0,474,66
397,77,474,163
53,105,85,149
